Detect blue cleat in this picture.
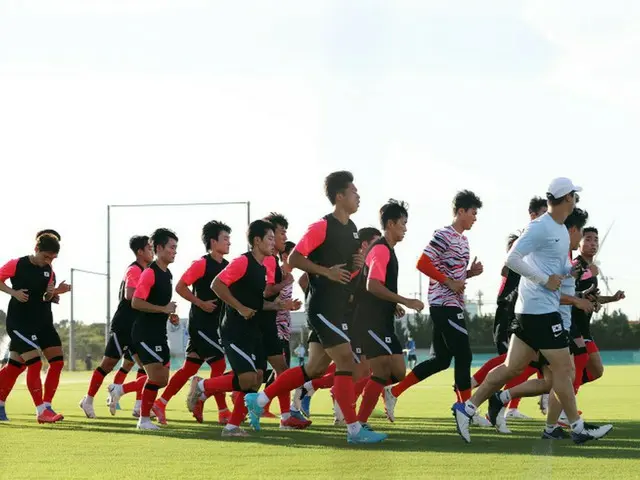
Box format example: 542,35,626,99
347,426,388,444
244,393,264,431
0,405,9,421
115,402,122,411
300,395,311,418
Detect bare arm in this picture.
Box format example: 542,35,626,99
366,278,412,306
176,280,205,309
132,297,170,314
288,250,330,278
125,287,136,301
298,273,309,293
212,277,246,313
0,282,20,299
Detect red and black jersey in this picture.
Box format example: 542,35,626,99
0,256,53,320
217,252,267,323
111,261,145,332
181,255,228,325
133,261,173,331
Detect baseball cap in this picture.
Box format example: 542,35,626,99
547,177,582,198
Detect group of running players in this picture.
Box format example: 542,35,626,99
0,171,625,445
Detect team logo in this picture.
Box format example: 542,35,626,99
385,337,392,343
355,347,362,354
353,232,359,239
341,323,349,331
31,335,38,341
44,272,50,277
251,354,256,361
457,313,464,320
551,324,562,337
155,346,162,352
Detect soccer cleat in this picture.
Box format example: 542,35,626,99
243,393,264,431
115,402,122,411
79,396,96,419
218,408,232,426
471,410,492,427
261,410,277,419
46,406,64,421
107,384,123,416
572,423,613,445
382,385,398,422
221,426,250,438
452,402,472,443
152,400,167,425
280,411,312,430
347,427,388,444
37,408,60,424
292,386,305,412
186,376,204,413
332,395,345,424
539,394,549,415
192,399,204,423
300,395,311,418
542,426,571,440
505,408,530,420
487,392,507,430
0,405,8,421
136,418,160,430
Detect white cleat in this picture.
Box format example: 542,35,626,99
504,408,531,420
452,404,472,443
292,387,304,412
471,411,492,427
333,397,345,424
222,426,250,437
539,394,549,415
107,384,123,416
136,418,160,430
79,396,96,419
186,376,204,413
496,420,512,434
383,385,398,422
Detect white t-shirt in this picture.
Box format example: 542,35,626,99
506,213,571,315
559,275,575,331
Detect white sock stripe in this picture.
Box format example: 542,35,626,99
139,342,163,362
447,319,468,336
316,313,351,342
367,329,393,355
197,330,225,353
229,343,256,371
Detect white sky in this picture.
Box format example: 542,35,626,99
0,0,637,325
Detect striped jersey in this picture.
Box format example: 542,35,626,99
425,225,469,308
276,282,293,341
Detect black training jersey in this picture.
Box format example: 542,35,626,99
218,252,267,324
0,256,53,321
133,261,173,332
180,255,228,325
111,261,145,331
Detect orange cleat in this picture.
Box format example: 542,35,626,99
192,399,204,423
37,409,60,424
152,400,167,425
218,408,232,426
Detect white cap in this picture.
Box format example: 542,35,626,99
547,177,582,198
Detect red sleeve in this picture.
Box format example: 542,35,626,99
294,220,327,257
217,255,249,287
133,268,156,300
366,245,391,283
0,259,19,282
263,256,276,285
124,265,142,289
180,258,206,286
416,253,447,283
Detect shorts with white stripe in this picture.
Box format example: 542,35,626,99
222,326,263,375
186,321,225,361
363,326,403,359
307,309,351,348
7,325,41,354
131,325,170,366
104,327,134,361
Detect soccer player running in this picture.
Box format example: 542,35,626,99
354,199,424,430
453,177,612,444
186,220,300,437
0,233,62,423
108,228,179,430
152,221,232,425
81,235,153,418
383,190,483,423
244,171,388,444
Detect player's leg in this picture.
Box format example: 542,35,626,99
153,352,203,424
0,350,25,421
40,323,65,417
584,341,604,383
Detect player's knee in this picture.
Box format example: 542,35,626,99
592,364,604,379
100,357,117,372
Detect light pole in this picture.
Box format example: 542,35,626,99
70,267,107,371
106,201,251,344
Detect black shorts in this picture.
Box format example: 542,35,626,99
307,309,351,349
407,353,417,362
257,314,283,359
186,321,225,361
494,306,514,355
346,310,364,361
221,321,264,375
131,322,170,366
104,327,135,361
7,322,41,355
513,312,569,351
38,322,62,350
573,315,593,341
362,323,403,359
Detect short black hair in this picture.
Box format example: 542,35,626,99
36,233,60,254
150,228,178,252
36,229,61,241
583,226,599,236
129,235,150,254
281,241,296,260
201,221,231,251
564,207,589,230
453,190,483,214
528,197,547,215
263,212,288,230
324,171,354,205
247,220,274,247
380,199,409,229
546,191,577,206
358,227,382,244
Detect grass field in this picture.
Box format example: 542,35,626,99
1,365,639,479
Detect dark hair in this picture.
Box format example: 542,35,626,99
546,191,577,206
564,207,589,230
129,235,150,254
528,197,547,215
201,221,231,251
263,212,288,230
583,226,598,236
36,233,60,254
324,171,354,205
150,228,178,252
281,241,296,260
358,227,382,244
247,220,274,247
36,229,61,241
380,199,409,229
453,190,483,214
507,232,520,251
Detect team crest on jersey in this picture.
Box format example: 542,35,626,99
385,337,392,343
44,272,50,277
355,347,362,354
353,232,359,239
155,346,162,352
341,323,349,331
31,335,38,341
457,312,464,320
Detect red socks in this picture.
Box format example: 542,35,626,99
311,371,335,390
203,374,234,396
357,377,385,423
87,367,107,397
113,367,130,385
123,374,147,395
0,361,25,402
277,370,291,414
473,354,506,385
135,369,146,401
141,381,160,417
161,359,201,403
263,366,305,400
43,357,64,404
208,359,229,411
390,371,419,398
333,371,357,424
573,353,589,393
26,359,44,407
354,375,370,400
228,392,247,427
458,388,472,402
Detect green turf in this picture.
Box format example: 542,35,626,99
1,365,639,479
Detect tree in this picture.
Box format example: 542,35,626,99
405,312,432,348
